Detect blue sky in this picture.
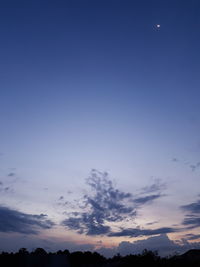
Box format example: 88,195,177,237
0,0,200,255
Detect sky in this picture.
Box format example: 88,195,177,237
0,0,200,256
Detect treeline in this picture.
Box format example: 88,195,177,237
1,248,200,266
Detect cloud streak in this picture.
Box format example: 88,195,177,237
181,199,200,229
182,200,200,214
7,172,15,177
184,233,200,240
134,194,162,205
140,179,166,195
0,206,54,234
108,227,177,237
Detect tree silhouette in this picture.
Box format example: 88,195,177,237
1,247,200,266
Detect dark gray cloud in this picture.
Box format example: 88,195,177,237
4,187,10,192
182,200,200,214
108,227,177,237
1,232,199,257
0,169,20,194
184,233,200,240
140,179,166,195
62,170,136,236
1,232,200,257
62,217,83,232
0,183,12,193
97,234,193,257
190,162,200,172
182,216,200,228
8,172,15,177
134,194,162,204
62,170,166,236
115,234,180,257
181,199,200,228
86,224,110,236
146,221,159,226
0,206,54,234
172,158,200,172
172,158,179,162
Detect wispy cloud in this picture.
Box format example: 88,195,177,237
140,179,166,195
181,199,200,228
182,216,200,229
182,200,200,214
62,170,136,235
7,172,15,177
108,227,177,237
172,158,200,172
0,182,12,194
183,233,200,240
62,170,166,236
146,221,159,226
189,162,200,172
134,194,163,205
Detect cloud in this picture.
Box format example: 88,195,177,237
62,170,136,236
190,162,200,172
4,187,10,192
97,234,200,257
117,234,200,257
172,158,200,172
146,221,159,226
86,223,111,236
108,227,177,237
182,200,200,214
8,172,15,177
133,178,166,206
97,234,189,257
181,199,200,228
0,184,12,193
134,194,162,205
1,232,200,257
140,179,166,195
0,206,54,234
117,234,178,256
62,217,84,233
62,170,167,236
0,169,21,194
182,216,200,229
184,233,200,240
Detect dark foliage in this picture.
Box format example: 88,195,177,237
1,248,200,266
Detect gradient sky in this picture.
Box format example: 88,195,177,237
0,0,200,256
